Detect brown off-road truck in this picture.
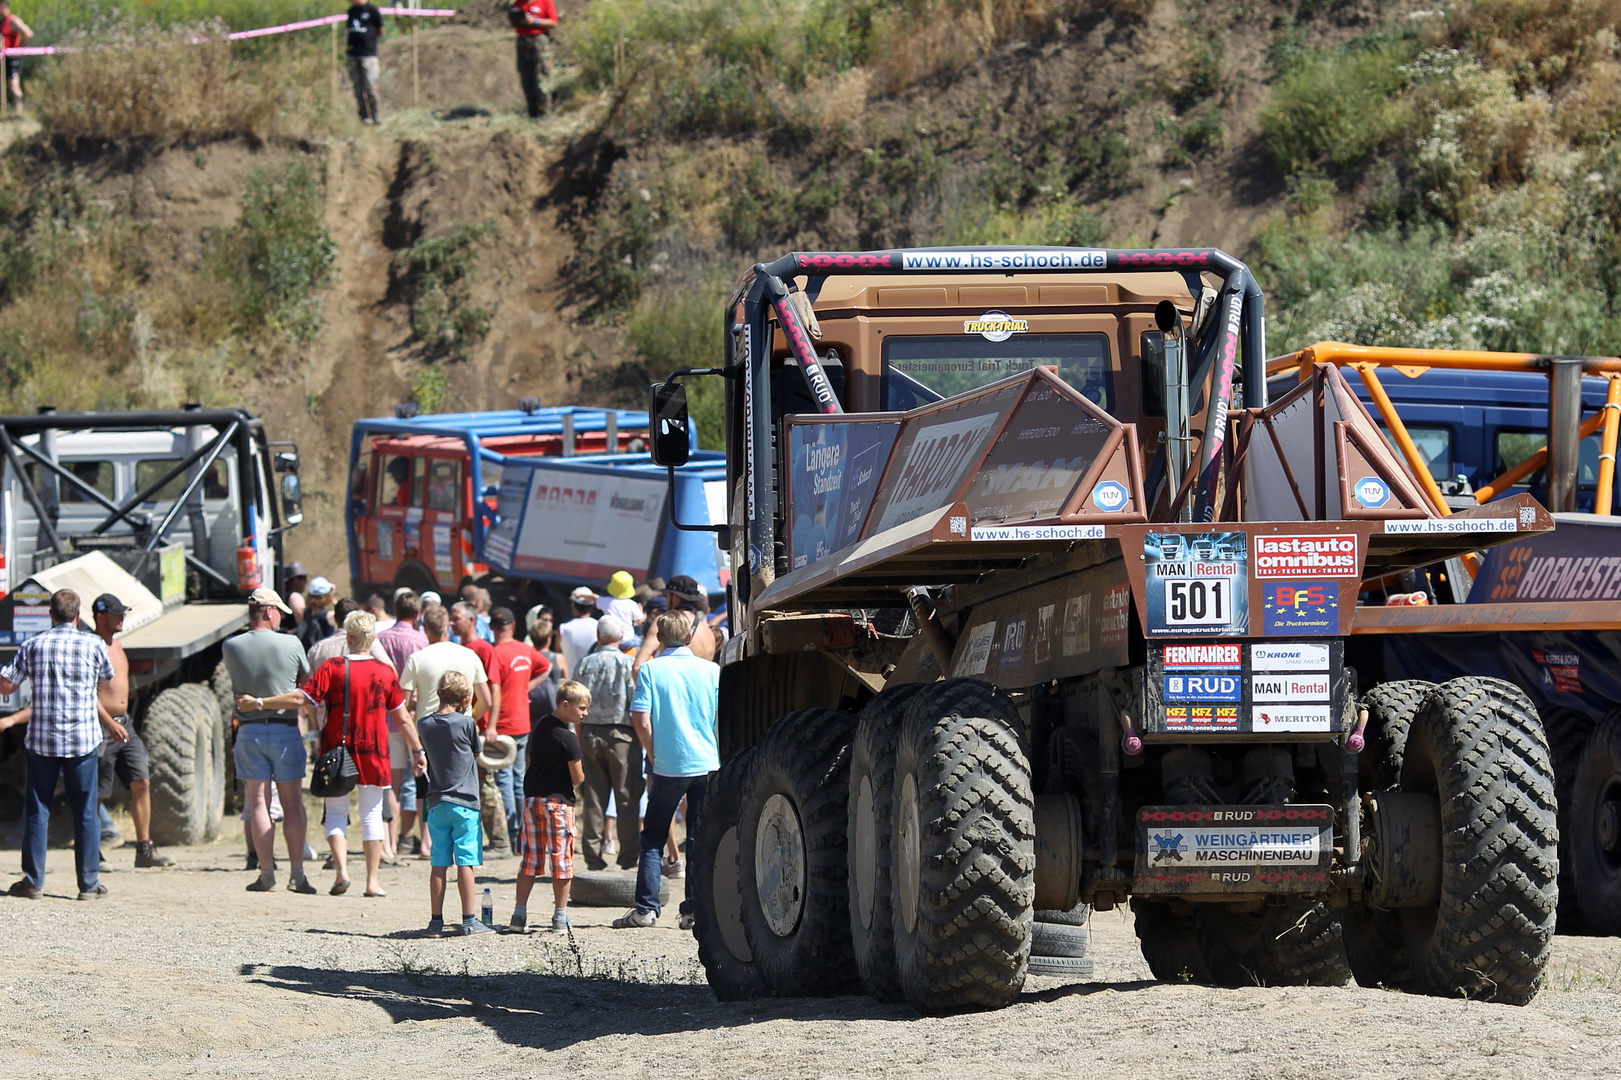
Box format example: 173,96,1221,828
647,246,1564,1013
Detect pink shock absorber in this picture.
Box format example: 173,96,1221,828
1345,705,1369,754
1119,710,1144,757
770,294,842,414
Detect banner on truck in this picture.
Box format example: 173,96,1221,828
483,463,668,582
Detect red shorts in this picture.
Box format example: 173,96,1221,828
519,796,575,879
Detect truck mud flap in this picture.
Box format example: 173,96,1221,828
1134,805,1334,896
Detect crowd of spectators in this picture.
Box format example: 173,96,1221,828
3,561,723,937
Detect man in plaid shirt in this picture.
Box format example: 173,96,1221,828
0,589,118,900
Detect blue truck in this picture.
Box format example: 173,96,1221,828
1271,360,1621,934
346,404,727,610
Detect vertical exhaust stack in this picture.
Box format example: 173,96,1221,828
1156,301,1192,523
1547,358,1582,513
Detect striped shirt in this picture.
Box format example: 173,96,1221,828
0,623,113,758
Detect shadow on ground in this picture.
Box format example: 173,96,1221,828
244,961,1155,1048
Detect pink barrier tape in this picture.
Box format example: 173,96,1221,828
4,9,458,54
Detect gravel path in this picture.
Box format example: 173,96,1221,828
3,822,1619,1079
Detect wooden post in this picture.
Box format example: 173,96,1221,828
412,6,419,109
331,21,339,116
2,47,9,119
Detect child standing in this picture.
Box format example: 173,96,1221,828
510,680,586,933
416,671,493,936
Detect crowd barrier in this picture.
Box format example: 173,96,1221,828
0,9,460,56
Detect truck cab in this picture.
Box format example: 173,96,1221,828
348,406,649,598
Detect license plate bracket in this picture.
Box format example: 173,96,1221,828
1134,804,1335,895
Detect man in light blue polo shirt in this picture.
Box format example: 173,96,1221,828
612,609,718,929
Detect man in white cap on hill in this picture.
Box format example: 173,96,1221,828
558,587,599,671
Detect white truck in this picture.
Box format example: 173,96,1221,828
0,407,302,845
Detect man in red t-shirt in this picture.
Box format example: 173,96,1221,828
488,607,549,851
510,0,558,119
0,2,34,106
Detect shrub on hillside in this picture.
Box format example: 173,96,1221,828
34,21,327,140
212,160,337,345
1260,42,1417,173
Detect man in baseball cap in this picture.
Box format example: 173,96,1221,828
247,587,293,614
558,588,599,671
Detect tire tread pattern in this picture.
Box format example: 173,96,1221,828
1569,709,1621,935
895,679,1034,1014
1404,676,1557,1005
691,749,767,1001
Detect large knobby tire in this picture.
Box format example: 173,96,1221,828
848,683,926,1004
737,707,860,997
145,683,226,847
211,659,243,815
892,679,1034,1014
1344,679,1434,989
1196,900,1352,987
1398,677,1557,1005
690,749,767,1001
1570,710,1621,936
1132,898,1211,983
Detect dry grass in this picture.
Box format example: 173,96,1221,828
33,20,332,141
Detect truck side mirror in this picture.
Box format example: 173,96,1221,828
280,473,304,526
649,381,691,467
274,450,300,474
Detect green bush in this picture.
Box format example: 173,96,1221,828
626,279,731,449
1260,42,1418,173
215,160,337,345
394,222,498,359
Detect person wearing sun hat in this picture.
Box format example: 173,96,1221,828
597,571,644,646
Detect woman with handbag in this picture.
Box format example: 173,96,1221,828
241,610,418,897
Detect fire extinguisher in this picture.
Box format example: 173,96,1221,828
237,540,261,592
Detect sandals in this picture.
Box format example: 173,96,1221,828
330,879,351,896
363,890,386,898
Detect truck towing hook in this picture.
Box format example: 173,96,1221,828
1345,705,1370,754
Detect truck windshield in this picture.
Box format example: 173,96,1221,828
882,332,1112,409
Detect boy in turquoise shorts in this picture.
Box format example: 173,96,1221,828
416,671,492,936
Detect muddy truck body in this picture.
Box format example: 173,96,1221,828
649,247,1573,1012
0,408,303,845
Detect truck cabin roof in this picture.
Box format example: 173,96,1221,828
366,431,635,459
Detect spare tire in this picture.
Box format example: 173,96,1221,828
569,868,669,909
145,683,226,846
690,748,765,1001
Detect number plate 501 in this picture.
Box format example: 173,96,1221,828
1163,578,1234,626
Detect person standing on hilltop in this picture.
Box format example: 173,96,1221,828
0,3,33,108
346,0,385,125
509,0,558,120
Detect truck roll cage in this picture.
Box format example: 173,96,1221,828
723,246,1269,606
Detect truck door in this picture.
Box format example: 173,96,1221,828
368,450,421,586
422,455,461,589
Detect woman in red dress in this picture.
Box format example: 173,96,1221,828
244,610,420,896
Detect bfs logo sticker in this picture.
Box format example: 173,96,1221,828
1262,581,1338,636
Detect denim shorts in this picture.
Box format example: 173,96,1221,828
427,802,482,867
234,723,307,783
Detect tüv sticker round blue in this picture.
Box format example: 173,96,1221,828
1092,480,1129,511
1354,476,1390,508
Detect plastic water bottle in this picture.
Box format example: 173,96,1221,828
482,887,493,927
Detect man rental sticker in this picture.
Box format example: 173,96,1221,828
1144,532,1249,636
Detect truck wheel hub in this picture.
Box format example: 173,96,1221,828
896,773,921,935
754,794,807,937
853,775,877,930
1600,797,1621,853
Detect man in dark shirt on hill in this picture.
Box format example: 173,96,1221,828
346,1,385,124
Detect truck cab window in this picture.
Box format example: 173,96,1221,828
425,459,459,512
882,333,1113,411
28,460,114,503
1497,429,1605,488
377,454,417,508
135,459,230,503
1377,425,1453,482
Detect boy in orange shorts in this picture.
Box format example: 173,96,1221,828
509,679,586,932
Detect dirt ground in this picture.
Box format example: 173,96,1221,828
2,811,1618,1080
